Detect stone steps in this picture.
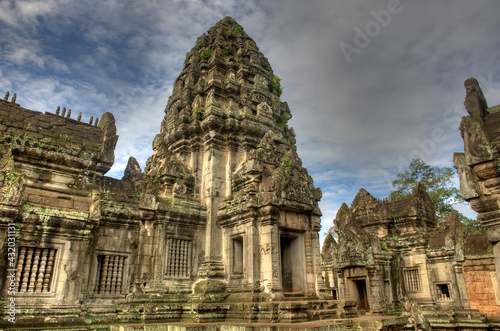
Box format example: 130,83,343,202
306,308,342,320
419,309,490,330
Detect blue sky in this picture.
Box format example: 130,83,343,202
1,0,500,243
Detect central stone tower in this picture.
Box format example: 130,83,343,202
143,16,324,301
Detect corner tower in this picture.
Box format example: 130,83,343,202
144,16,324,299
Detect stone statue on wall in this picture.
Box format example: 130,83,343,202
464,77,488,121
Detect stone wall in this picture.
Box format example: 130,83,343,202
464,256,500,317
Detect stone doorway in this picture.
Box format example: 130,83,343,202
350,278,370,311
280,234,306,294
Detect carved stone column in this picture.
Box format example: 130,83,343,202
198,131,225,278
258,206,282,300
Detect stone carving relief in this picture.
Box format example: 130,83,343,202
260,243,271,254
257,102,272,119
173,181,187,196
459,116,491,163
453,152,480,200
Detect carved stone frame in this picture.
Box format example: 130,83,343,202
89,250,130,298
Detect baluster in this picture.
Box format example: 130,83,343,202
21,248,34,292
106,256,113,294
99,256,109,294
175,239,180,277
110,256,118,294
186,241,190,276
181,241,187,276
179,241,184,277
171,239,175,276
42,249,55,292
178,240,183,276
28,248,41,292
15,247,26,292
167,239,173,277
108,256,114,294
35,248,48,292
95,257,102,294
115,257,124,294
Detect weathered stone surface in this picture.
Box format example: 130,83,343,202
454,77,500,322
321,78,500,329
0,17,369,330
322,186,480,328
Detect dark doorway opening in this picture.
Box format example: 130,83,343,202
355,279,369,311
281,236,293,292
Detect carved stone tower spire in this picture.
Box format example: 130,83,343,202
144,16,322,298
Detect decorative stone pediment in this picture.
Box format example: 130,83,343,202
336,219,379,268
143,136,194,196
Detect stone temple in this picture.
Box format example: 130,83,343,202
2,16,500,331
0,17,365,329
321,78,500,329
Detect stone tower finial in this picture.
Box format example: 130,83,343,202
62,107,66,117
56,106,60,115
161,16,290,137
464,77,488,120
95,117,99,126
4,91,9,101
67,109,71,118
11,93,16,103
89,116,93,125
77,112,82,121
122,156,143,182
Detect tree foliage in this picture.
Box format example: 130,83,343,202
390,158,483,234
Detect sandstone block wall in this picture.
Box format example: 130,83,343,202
464,256,500,317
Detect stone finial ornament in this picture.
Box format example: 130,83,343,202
122,156,143,182
4,91,9,101
11,93,16,103
464,77,488,120
67,109,71,118
56,106,61,115
62,107,66,117
95,117,99,126
77,112,82,121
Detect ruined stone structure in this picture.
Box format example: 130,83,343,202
6,17,498,331
0,17,399,330
454,77,500,319
322,185,470,312
321,78,500,329
322,186,500,329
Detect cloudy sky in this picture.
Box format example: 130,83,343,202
1,0,499,242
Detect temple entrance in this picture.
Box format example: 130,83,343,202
281,237,293,292
349,278,370,311
280,234,306,294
